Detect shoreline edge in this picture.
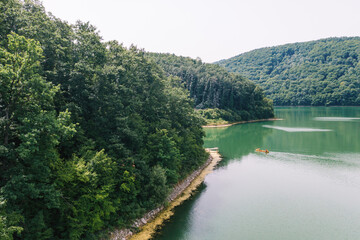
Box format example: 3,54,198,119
109,148,222,240
203,118,283,128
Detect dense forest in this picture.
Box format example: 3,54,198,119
0,1,209,239
217,38,360,106
148,53,274,122
0,0,274,239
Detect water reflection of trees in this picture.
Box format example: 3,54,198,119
153,183,207,240
271,107,360,154
204,122,273,163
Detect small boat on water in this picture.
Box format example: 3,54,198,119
255,148,269,154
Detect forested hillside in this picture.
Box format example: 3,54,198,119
217,38,360,106
148,53,274,122
0,1,208,239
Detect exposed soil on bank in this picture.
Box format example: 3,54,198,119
109,148,222,240
203,118,283,128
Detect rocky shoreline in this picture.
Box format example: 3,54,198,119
108,148,221,240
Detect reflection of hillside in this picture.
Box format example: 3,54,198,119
204,107,360,163
270,107,360,154
263,123,360,155
153,183,207,240
204,123,273,161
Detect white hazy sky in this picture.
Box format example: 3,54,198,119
42,0,360,63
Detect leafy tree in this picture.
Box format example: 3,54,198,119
147,53,274,121
217,37,360,106
146,165,169,208
54,150,117,239
0,197,23,240
0,1,276,239
0,33,76,239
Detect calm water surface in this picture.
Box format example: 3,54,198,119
154,107,360,240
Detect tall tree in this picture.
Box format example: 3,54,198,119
0,33,75,239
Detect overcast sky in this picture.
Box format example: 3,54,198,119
42,0,360,63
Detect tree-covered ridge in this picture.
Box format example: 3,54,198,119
217,38,360,106
1,1,208,239
148,53,274,121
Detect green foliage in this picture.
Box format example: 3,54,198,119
147,165,169,208
55,150,117,239
0,32,76,239
0,198,23,240
217,38,360,106
0,1,209,239
197,108,240,125
143,129,181,182
147,53,274,121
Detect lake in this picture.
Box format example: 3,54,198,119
153,107,360,240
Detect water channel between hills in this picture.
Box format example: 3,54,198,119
153,107,360,240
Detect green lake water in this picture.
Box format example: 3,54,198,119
153,107,360,240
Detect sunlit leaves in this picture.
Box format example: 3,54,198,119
218,37,360,106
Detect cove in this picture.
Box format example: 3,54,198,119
153,107,360,240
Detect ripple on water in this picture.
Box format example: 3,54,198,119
262,125,332,132
266,151,360,169
314,117,360,121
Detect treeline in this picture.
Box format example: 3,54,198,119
148,53,274,121
217,38,360,106
0,1,208,239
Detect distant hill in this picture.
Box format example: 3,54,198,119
147,53,274,121
216,38,360,106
